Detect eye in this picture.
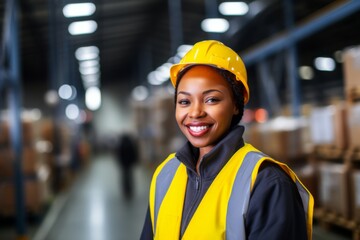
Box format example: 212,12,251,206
205,97,220,104
177,99,190,105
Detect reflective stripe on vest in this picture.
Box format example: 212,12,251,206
149,143,314,240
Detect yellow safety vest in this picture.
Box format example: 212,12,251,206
149,143,314,240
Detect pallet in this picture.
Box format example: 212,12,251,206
347,148,360,162
314,208,360,240
314,145,345,160
346,87,360,103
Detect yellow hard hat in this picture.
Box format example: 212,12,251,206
170,40,249,104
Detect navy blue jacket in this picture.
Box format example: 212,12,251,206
140,126,307,239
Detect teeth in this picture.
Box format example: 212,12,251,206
189,126,208,132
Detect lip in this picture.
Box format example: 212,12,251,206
186,123,212,137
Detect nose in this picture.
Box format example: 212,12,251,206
188,102,205,118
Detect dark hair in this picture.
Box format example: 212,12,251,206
174,65,245,127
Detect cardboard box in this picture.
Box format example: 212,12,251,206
243,123,262,149
351,169,360,222
40,119,55,143
257,117,307,163
0,120,36,146
0,179,46,216
0,122,9,145
0,149,13,177
309,103,347,149
319,162,350,218
343,46,360,94
0,147,40,178
347,102,360,149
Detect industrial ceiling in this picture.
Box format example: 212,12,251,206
1,0,360,109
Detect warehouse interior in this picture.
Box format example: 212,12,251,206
1,0,360,239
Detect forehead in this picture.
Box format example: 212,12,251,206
177,65,229,90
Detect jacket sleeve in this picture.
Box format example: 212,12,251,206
245,162,308,240
140,206,153,240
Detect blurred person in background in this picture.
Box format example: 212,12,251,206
116,132,138,199
140,40,314,239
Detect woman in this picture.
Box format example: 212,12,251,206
140,40,313,240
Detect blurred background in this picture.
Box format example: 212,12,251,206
1,0,360,239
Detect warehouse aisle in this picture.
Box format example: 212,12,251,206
34,153,152,240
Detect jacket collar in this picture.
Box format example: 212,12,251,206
176,125,245,179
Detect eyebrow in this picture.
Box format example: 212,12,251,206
177,89,223,96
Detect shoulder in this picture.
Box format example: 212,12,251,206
250,160,302,203
256,161,294,184
246,161,308,239
250,160,300,198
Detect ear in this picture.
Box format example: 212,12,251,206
233,105,239,115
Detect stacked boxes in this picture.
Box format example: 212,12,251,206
351,170,360,222
0,179,46,216
0,111,50,216
347,103,360,149
309,103,348,151
343,46,360,224
0,113,87,216
307,103,350,218
343,46,360,100
246,116,309,164
343,46,360,150
0,147,40,178
318,162,350,218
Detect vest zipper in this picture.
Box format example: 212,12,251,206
195,176,200,190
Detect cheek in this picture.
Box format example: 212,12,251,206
214,104,237,124
217,103,235,115
175,108,185,124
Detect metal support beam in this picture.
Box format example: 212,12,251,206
1,0,27,238
48,0,58,90
257,60,282,117
243,0,360,65
283,0,301,117
168,0,183,55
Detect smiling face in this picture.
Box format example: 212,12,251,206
175,65,239,156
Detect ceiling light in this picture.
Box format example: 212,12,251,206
80,59,99,68
147,71,163,85
156,64,171,80
299,66,314,80
44,90,59,106
201,18,229,33
86,87,101,111
65,104,80,120
75,46,99,61
58,84,76,100
314,57,336,71
177,44,193,57
79,65,100,75
219,2,249,16
63,3,96,18
132,85,149,101
82,74,100,86
68,20,97,35
81,73,100,85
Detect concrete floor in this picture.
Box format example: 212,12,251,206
36,153,151,240
0,152,354,240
